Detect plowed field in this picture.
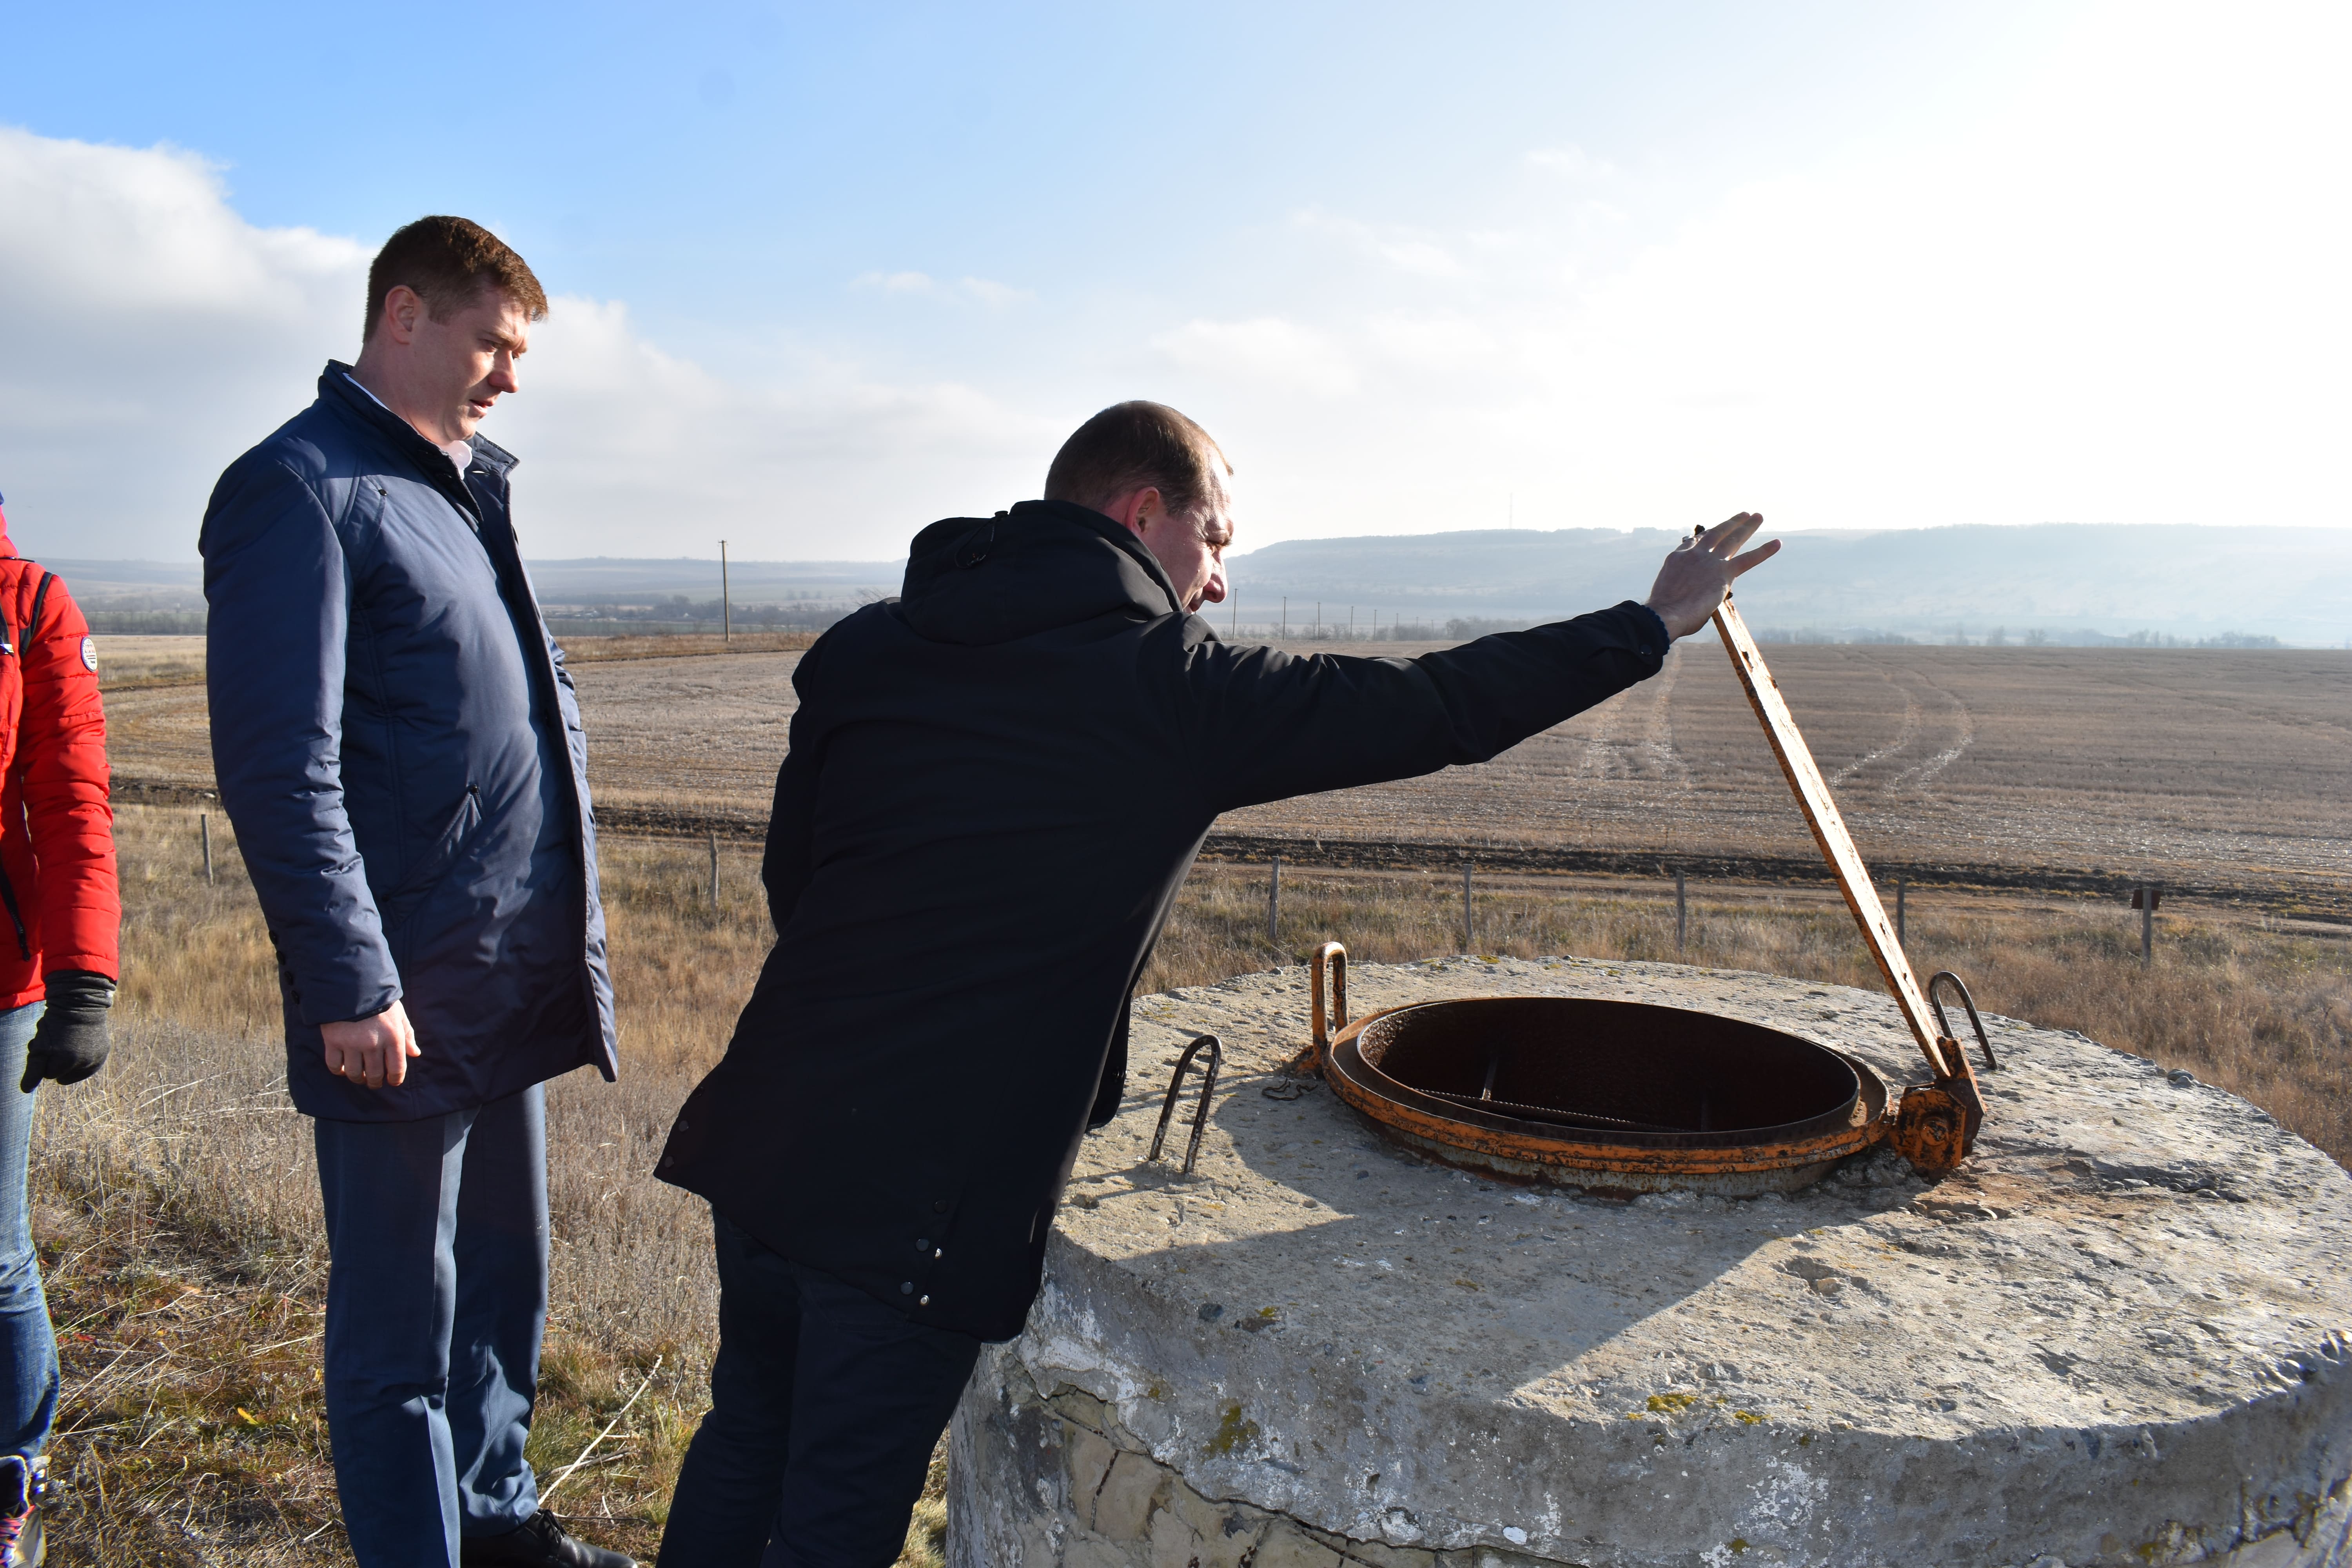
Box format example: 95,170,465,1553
101,635,2351,906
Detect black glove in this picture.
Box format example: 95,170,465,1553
22,970,114,1092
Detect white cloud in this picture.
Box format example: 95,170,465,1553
1293,210,1472,281
1524,145,1616,181
0,129,1047,559
1151,317,1357,397
1364,312,1500,374
956,276,1033,309
853,269,939,293
850,270,1031,308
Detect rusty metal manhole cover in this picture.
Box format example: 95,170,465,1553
1322,987,1888,1194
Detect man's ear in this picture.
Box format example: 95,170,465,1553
1124,487,1164,535
379,285,425,347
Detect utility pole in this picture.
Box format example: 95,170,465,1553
1268,856,1282,942
1281,598,1287,638
720,539,731,644
1675,869,1687,952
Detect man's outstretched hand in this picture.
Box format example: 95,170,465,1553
1644,512,1780,640
321,1000,419,1091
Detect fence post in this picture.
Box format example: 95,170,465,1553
1268,856,1281,942
2134,884,2159,967
1895,877,1906,946
1461,860,1475,953
1675,869,1687,953
200,812,214,885
709,831,721,911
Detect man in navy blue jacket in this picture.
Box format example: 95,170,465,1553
201,218,631,1568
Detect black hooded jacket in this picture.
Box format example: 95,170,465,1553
655,499,1668,1339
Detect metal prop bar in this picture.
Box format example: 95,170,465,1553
1149,1033,1223,1176
1711,600,1948,1074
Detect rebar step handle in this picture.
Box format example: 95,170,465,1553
1927,971,1999,1071
1149,1033,1223,1177
1310,941,1349,1068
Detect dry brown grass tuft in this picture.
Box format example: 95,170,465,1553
559,632,817,663
38,806,2347,1562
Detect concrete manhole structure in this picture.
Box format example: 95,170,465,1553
951,611,2352,1564
948,954,2352,1567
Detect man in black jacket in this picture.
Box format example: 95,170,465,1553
655,401,1776,1566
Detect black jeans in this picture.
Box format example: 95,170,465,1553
661,1217,984,1568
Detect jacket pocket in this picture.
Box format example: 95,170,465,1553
379,783,482,934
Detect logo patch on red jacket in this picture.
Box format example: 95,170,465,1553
81,635,96,672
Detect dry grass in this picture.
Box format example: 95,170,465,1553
38,806,2348,1561
551,632,818,663
91,637,206,694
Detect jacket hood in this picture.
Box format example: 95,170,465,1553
0,494,14,559
895,499,1188,646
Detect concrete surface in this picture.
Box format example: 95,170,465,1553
949,955,2352,1567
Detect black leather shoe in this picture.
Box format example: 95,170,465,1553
460,1509,636,1568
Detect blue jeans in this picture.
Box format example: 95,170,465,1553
0,1002,55,1464
660,1217,983,1568
314,1083,548,1568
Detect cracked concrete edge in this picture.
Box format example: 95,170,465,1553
947,1345,2352,1568
947,1345,1567,1568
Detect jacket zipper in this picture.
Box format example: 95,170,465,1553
0,864,27,962
0,580,51,962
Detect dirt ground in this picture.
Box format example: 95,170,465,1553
100,634,2352,901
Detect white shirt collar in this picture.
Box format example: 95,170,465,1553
344,372,475,481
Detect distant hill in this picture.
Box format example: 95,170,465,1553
51,524,2352,645
1218,523,2352,646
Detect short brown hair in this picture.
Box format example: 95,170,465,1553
362,216,549,342
1044,401,1231,521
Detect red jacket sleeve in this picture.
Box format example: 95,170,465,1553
17,576,118,980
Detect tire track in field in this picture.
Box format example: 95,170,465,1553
1639,648,1695,792
1893,673,1976,789
1828,666,1922,788
1572,684,1633,781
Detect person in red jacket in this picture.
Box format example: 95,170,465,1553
0,491,120,1568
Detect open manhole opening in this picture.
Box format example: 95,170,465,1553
1323,991,1889,1194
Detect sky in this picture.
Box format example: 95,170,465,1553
3,1,2347,562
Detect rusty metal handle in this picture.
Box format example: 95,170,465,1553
1310,941,1349,1063
1926,971,1998,1072
1148,1033,1223,1177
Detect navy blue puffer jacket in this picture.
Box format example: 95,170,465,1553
200,363,616,1121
